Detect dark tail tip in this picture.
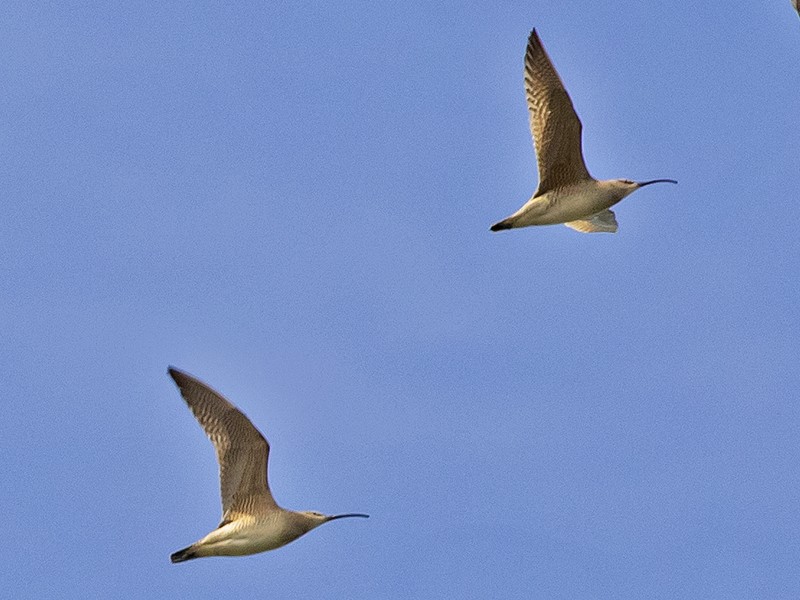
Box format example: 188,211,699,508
171,546,198,564
490,220,513,232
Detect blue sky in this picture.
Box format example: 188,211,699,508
3,2,799,598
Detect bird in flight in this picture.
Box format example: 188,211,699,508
167,367,368,562
491,29,676,234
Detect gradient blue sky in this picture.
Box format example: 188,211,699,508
3,2,800,598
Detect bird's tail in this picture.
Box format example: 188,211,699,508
170,545,199,563
490,218,514,232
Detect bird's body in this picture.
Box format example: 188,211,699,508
495,180,631,230
167,367,368,563
491,29,676,234
173,511,313,561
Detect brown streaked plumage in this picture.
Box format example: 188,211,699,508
490,29,676,234
524,29,590,195
168,367,368,563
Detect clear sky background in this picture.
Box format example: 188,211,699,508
3,2,799,598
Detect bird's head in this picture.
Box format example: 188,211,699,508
615,178,678,195
299,510,370,531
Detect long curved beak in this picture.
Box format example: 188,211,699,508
326,513,370,522
637,179,678,187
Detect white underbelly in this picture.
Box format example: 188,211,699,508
197,519,291,556
514,187,617,226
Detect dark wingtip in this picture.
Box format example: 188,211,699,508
167,366,184,383
167,367,198,391
490,221,513,232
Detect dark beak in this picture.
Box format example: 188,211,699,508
637,179,678,187
326,513,370,522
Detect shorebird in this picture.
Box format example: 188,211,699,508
167,367,368,563
490,29,677,234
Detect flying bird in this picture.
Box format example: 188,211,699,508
167,367,368,563
491,29,677,234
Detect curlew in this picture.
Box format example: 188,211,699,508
167,367,368,563
491,29,677,234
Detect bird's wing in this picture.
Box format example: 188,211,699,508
564,209,618,233
525,29,592,194
168,367,277,520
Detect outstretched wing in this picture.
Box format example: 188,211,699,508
564,209,618,233
168,367,277,520
525,29,592,194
